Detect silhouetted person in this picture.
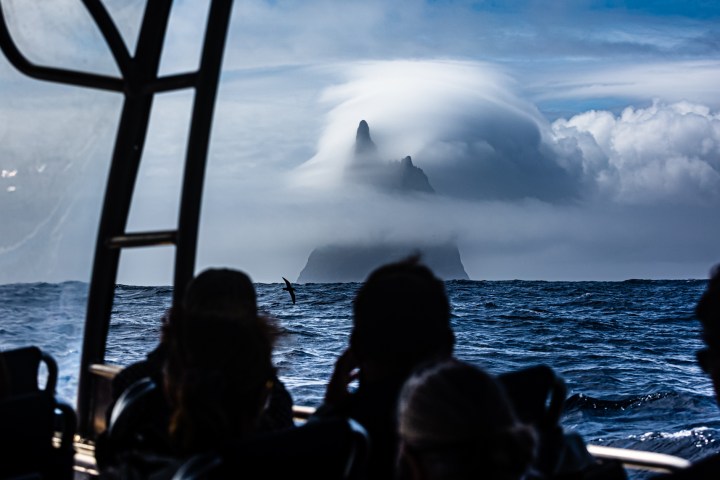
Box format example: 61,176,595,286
173,268,294,433
110,269,294,433
396,358,537,480
163,290,279,453
101,294,281,477
311,255,455,480
654,264,720,479
98,268,294,473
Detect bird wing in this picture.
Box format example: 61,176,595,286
282,277,296,304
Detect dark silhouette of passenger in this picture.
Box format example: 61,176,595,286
654,264,720,479
110,269,294,433
171,268,294,434
163,276,280,454
396,358,537,480
311,255,455,479
98,268,294,471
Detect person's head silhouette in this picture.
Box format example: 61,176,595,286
183,267,258,317
164,268,279,453
350,255,455,377
317,256,457,480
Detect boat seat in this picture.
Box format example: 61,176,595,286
0,346,76,480
1,345,58,395
96,376,172,470
171,417,370,480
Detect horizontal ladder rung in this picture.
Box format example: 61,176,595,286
106,230,177,249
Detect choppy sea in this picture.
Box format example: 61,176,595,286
0,279,716,479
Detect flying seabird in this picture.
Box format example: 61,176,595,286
282,277,296,304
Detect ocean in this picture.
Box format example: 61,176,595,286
0,279,716,479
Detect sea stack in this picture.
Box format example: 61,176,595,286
355,120,377,156
298,243,469,283
298,120,469,283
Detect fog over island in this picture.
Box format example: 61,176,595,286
297,119,469,282
0,1,719,285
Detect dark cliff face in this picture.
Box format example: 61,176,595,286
297,243,469,283
347,120,435,194
397,156,434,193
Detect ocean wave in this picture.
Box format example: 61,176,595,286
1,279,715,466
565,392,674,412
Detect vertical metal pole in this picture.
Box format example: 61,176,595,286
76,0,174,438
173,0,234,307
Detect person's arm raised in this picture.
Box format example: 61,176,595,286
324,348,360,406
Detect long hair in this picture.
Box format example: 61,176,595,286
163,269,279,454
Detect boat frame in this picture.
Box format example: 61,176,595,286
0,1,696,477
0,0,233,441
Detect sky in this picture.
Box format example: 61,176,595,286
0,0,719,285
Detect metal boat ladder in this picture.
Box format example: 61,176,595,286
0,0,234,439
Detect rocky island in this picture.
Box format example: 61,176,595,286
298,242,468,283
297,120,469,283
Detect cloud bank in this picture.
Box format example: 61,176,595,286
552,101,720,205
279,60,720,280
295,60,720,207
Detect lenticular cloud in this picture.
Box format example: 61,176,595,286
551,101,720,205
294,60,581,202
297,60,720,208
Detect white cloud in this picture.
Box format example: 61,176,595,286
551,100,720,205
530,61,720,109
293,60,581,202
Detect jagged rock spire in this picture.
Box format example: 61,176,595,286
349,120,434,193
355,120,377,155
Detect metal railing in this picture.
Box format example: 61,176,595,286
587,444,691,474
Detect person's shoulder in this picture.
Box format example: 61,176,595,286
653,453,720,479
